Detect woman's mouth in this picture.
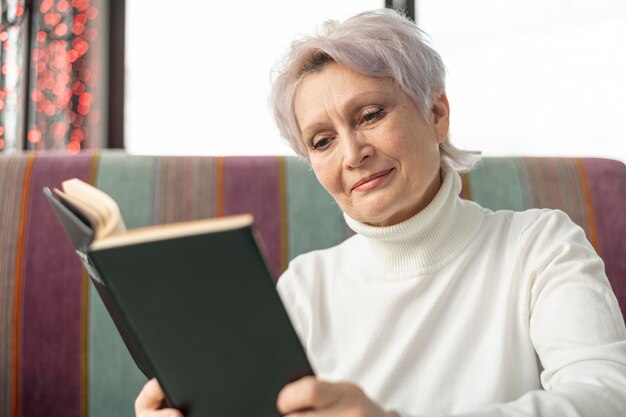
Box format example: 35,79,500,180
351,169,394,192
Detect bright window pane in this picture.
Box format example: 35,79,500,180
125,1,381,156
417,0,626,161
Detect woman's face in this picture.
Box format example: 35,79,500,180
294,63,450,227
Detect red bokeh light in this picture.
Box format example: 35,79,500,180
43,100,57,116
27,0,99,151
72,0,90,12
77,104,90,116
55,23,68,37
32,48,44,60
57,71,71,85
43,69,54,81
79,92,92,105
56,90,72,106
67,140,81,153
52,55,67,69
71,24,84,36
0,126,5,135
70,128,84,142
74,13,87,25
67,49,78,62
31,89,44,102
28,129,42,143
0,139,4,150
0,32,8,42
40,0,54,13
52,82,66,96
57,0,71,12
44,13,62,27
72,81,85,95
54,40,68,51
72,38,89,56
86,6,98,19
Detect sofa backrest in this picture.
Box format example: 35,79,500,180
0,151,625,417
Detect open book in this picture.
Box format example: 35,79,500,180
51,178,256,250
44,179,313,417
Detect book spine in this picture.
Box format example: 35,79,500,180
76,249,104,284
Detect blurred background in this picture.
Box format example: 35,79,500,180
1,0,625,161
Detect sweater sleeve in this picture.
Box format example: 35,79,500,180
400,210,626,417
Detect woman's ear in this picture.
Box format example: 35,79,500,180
432,92,450,144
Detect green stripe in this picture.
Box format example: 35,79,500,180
285,157,346,261
95,153,158,228
89,153,157,417
468,158,525,211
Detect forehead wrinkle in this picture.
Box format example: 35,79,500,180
295,76,337,137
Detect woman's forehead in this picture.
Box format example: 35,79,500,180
294,64,398,113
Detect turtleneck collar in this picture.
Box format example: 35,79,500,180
343,167,483,279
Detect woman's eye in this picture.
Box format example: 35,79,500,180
361,108,384,124
311,136,332,150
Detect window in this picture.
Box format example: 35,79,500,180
417,0,626,161
125,1,626,162
125,0,380,156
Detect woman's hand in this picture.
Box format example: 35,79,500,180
277,376,400,417
135,378,184,417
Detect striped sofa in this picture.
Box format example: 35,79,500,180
1,151,625,417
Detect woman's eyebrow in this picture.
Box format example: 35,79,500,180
300,121,330,138
342,91,390,109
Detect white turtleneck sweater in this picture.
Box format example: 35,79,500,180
276,167,626,417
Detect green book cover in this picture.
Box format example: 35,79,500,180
44,185,314,417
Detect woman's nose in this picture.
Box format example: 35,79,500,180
343,131,374,168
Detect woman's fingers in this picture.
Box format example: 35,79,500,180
135,378,183,417
277,376,345,414
135,379,165,412
277,377,400,417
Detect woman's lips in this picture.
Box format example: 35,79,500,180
351,168,394,192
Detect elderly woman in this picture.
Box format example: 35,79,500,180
136,8,626,417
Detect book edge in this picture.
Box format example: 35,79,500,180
90,214,254,251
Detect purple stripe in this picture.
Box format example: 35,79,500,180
222,157,282,279
20,153,93,417
579,158,626,319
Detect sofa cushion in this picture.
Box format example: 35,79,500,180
0,151,624,417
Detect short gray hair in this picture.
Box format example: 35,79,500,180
269,8,480,172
